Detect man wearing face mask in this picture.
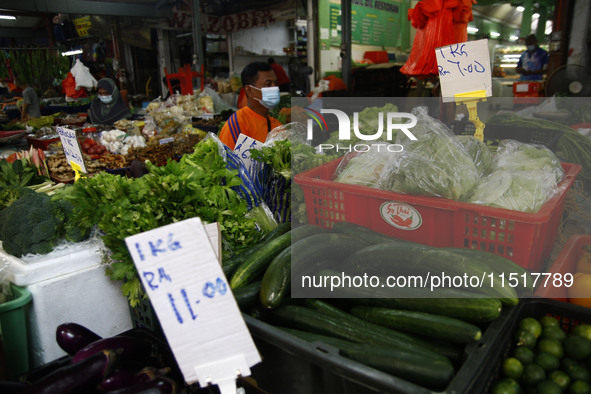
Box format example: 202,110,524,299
515,34,548,81
219,62,283,150
88,78,131,125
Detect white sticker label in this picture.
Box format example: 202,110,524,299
56,126,87,173
380,202,422,230
435,39,493,103
125,218,260,388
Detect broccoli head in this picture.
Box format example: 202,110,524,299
0,192,63,257
0,185,34,211
51,198,92,243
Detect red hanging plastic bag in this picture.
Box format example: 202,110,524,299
62,72,88,99
400,0,474,77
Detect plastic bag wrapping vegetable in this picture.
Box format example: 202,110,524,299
204,133,277,233
469,141,564,213
334,144,395,189
495,140,564,184
200,86,236,113
0,255,13,305
389,107,480,201
453,135,495,177
247,123,309,223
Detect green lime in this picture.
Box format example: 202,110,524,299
574,325,591,342
523,363,547,386
562,357,584,372
569,380,591,394
538,338,564,359
490,378,524,394
515,330,538,349
536,380,564,394
568,365,590,383
540,315,560,329
503,357,524,379
520,317,543,338
513,346,535,365
565,335,591,361
542,326,567,342
549,370,571,390
536,352,560,372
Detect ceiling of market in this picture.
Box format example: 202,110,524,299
0,0,549,40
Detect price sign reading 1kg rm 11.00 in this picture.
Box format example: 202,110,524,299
56,126,87,173
435,38,493,103
125,217,260,393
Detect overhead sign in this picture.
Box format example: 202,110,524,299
125,218,260,392
56,126,87,173
435,39,493,103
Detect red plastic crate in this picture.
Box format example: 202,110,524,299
535,234,591,301
26,136,60,150
294,159,581,270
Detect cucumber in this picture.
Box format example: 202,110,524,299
230,231,292,289
282,327,454,390
291,233,370,278
271,304,452,362
230,225,327,290
304,298,462,362
232,280,262,309
344,242,519,305
331,221,402,244
222,222,291,278
352,293,502,324
446,247,535,292
351,306,482,344
260,246,291,309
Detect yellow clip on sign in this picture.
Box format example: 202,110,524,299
70,161,85,182
454,90,487,142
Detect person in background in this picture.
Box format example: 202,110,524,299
219,62,283,150
88,78,131,125
268,58,291,92
15,77,41,122
515,34,549,81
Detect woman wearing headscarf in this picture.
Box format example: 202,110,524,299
88,78,131,125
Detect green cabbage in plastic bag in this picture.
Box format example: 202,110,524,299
454,135,495,177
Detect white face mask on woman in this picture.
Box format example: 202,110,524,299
249,85,280,109
99,95,113,104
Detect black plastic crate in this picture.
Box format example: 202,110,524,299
449,121,564,151
470,298,591,393
244,306,517,394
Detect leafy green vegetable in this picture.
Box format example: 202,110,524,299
0,158,47,188
60,138,262,306
454,135,495,177
0,185,34,211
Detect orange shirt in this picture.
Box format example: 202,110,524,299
219,106,283,150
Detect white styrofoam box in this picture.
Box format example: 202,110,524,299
1,239,133,367
1,237,106,286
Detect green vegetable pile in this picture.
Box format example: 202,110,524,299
0,192,90,257
60,137,262,306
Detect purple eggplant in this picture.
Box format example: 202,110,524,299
20,349,119,394
55,322,102,356
18,356,72,384
72,335,152,364
0,380,29,393
101,376,177,394
98,366,139,391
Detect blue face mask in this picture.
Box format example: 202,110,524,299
99,95,113,104
250,85,280,109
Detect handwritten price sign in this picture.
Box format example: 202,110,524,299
125,218,260,391
435,39,492,103
56,126,87,173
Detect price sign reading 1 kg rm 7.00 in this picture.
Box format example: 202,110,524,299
125,217,260,393
435,39,493,103
56,126,87,173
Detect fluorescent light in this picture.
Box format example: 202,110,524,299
0,15,16,20
490,32,500,38
503,54,522,59
467,26,479,34
510,35,519,41
516,6,525,12
533,13,540,19
500,64,518,68
61,49,83,56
